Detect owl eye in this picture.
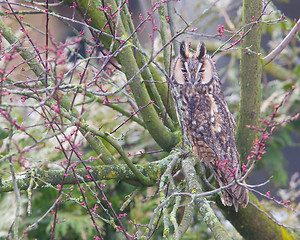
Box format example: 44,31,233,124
181,68,187,73
200,68,205,73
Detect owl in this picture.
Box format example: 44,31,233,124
172,41,248,211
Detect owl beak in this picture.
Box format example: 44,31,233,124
190,75,196,84
194,62,203,84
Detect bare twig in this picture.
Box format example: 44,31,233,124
263,18,300,65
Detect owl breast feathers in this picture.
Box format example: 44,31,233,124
172,41,248,211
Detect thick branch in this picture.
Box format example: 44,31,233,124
176,198,194,239
108,0,179,151
0,153,179,193
227,1,296,240
63,0,180,151
182,158,231,240
120,5,176,131
236,0,262,162
217,193,297,240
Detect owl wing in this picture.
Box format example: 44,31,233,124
186,89,248,211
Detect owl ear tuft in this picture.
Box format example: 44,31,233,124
180,41,188,59
196,42,206,60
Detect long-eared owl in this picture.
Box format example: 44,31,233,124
172,41,248,211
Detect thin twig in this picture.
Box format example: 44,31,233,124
249,201,300,230
263,18,300,65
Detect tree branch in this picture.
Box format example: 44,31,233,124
0,152,180,193
0,18,117,165
263,18,300,65
226,1,297,239
63,0,180,151
236,0,262,162
182,157,231,240
107,0,179,151
216,192,297,240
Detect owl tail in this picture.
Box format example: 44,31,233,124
213,167,249,212
221,180,249,212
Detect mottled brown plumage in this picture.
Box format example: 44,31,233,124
172,41,248,211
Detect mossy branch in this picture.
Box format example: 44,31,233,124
106,0,179,151
236,0,262,163
12,93,152,185
0,153,179,193
217,192,297,240
182,157,231,240
226,1,296,239
175,198,194,239
121,4,176,131
63,0,180,151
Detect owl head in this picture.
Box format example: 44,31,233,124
172,41,214,86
